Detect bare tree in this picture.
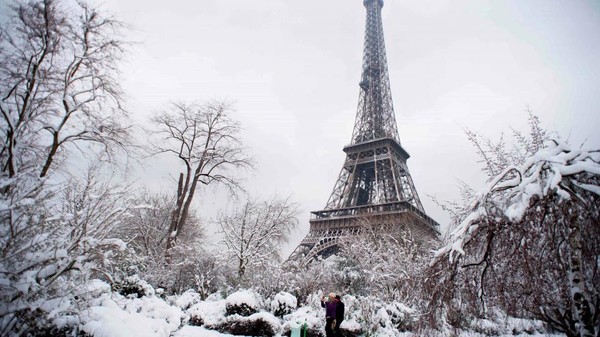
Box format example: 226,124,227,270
149,101,254,258
217,196,299,279
0,0,130,181
463,110,547,182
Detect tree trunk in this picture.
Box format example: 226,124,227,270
165,172,185,262
165,162,202,262
565,203,595,337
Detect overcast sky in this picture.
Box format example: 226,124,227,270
95,0,600,255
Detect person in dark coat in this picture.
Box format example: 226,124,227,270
320,293,337,337
335,295,345,336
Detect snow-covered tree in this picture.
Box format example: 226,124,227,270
110,191,215,294
0,164,135,334
431,112,549,230
335,217,432,301
149,101,253,260
217,196,299,280
276,258,331,305
0,0,132,333
426,117,599,337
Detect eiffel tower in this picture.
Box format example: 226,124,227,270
291,0,440,261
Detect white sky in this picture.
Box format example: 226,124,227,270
96,0,600,255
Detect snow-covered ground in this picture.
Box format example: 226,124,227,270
63,278,564,337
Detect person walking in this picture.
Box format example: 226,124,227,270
320,293,337,337
334,295,345,336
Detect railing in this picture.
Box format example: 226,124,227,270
342,137,409,160
310,201,439,230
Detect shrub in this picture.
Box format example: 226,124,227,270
216,312,281,337
225,290,261,317
385,301,416,331
172,290,202,310
188,314,204,327
10,308,92,337
112,275,155,298
270,292,297,318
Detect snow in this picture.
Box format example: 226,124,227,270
82,306,158,337
172,290,202,310
340,318,361,331
574,181,600,195
80,283,184,337
121,275,156,297
281,302,322,333
225,289,261,310
187,297,227,327
15,197,35,207
99,238,128,251
86,279,113,294
39,296,72,320
131,204,155,209
270,291,297,315
36,264,58,279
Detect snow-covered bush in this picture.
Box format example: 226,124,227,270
384,301,416,332
270,291,297,318
171,290,202,311
112,275,156,298
216,312,282,337
190,290,285,336
457,309,548,336
225,289,262,317
25,314,92,337
351,295,410,336
79,280,185,337
0,169,135,335
187,295,227,329
288,293,415,336
282,304,326,337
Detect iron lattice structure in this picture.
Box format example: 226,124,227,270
291,0,439,261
